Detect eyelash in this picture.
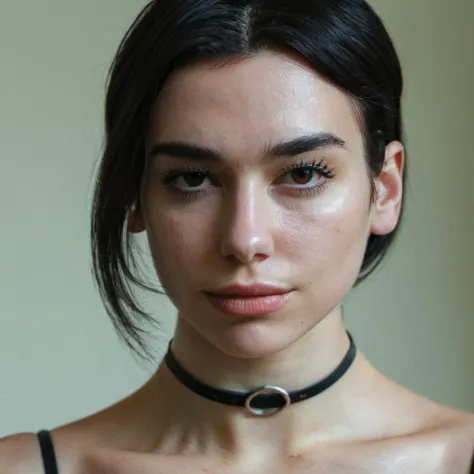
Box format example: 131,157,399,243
160,159,336,201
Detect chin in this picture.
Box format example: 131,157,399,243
207,319,310,360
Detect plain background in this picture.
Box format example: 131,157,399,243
0,0,473,437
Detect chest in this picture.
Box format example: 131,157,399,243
81,444,466,474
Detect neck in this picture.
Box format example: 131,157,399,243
146,310,380,459
172,307,350,390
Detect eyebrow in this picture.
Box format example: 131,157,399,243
148,132,347,163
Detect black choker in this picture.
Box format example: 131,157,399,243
164,333,356,417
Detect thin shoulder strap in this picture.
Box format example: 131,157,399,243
470,444,474,474
37,430,59,474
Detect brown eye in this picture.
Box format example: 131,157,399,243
161,167,215,198
290,168,314,185
182,172,206,187
275,160,334,195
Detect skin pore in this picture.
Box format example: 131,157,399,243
2,51,474,474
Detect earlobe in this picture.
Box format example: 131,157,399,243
370,141,405,236
127,203,146,234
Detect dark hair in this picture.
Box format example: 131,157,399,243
91,0,406,359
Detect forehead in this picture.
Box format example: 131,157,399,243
148,52,362,156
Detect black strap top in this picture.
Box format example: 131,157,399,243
37,431,58,474
37,429,474,474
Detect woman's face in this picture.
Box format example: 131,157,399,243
138,52,396,358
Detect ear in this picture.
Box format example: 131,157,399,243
370,140,405,236
127,202,146,234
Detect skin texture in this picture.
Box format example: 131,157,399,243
1,52,473,473
140,51,401,364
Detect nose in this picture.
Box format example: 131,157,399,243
220,180,274,265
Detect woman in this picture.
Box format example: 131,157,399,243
1,0,473,472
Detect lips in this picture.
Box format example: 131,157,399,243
208,283,292,297
205,284,293,317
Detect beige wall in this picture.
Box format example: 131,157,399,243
0,1,472,436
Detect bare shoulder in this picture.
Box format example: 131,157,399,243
426,402,474,438
442,407,474,443
0,432,42,474
447,407,474,431
0,384,152,474
372,379,474,472
0,427,112,474
419,405,474,472
0,404,131,474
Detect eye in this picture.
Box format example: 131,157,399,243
162,168,214,192
276,159,335,191
283,167,321,187
174,171,211,190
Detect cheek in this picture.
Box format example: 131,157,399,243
144,210,214,299
279,182,371,283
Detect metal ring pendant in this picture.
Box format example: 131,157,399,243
244,385,291,417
